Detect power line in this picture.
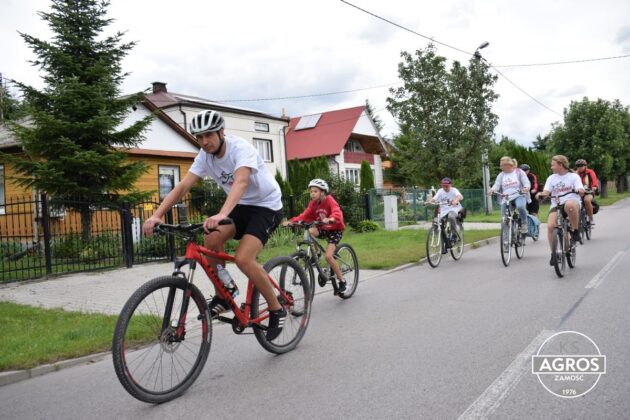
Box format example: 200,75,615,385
339,0,561,116
339,0,473,56
489,65,562,116
216,82,399,103
494,54,630,68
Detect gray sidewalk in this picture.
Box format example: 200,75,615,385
0,261,385,315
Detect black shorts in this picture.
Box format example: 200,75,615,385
228,204,283,246
317,229,343,245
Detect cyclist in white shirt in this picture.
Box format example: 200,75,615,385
430,177,464,242
489,156,530,234
143,110,286,340
535,155,585,265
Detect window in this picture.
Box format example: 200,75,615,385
159,166,180,201
345,168,360,185
344,140,363,152
253,138,273,162
294,114,321,130
254,122,269,132
0,165,5,215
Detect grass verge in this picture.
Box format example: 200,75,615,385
260,228,500,270
0,302,152,372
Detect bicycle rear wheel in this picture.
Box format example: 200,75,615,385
334,243,359,299
551,229,566,277
252,256,311,354
112,276,211,404
566,233,577,268
450,222,464,260
514,220,525,259
500,220,512,267
291,251,315,302
426,225,442,268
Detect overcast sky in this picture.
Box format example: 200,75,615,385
2,0,630,145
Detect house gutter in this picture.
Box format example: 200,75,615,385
179,104,187,131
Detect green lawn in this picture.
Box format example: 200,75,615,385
260,228,500,270
0,302,115,370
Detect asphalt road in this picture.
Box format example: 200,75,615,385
2,199,629,420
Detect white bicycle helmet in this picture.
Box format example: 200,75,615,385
308,178,329,192
189,110,225,135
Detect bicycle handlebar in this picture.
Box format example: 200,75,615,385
154,218,234,235
285,220,331,228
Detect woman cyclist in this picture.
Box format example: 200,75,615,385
535,155,585,265
489,156,530,234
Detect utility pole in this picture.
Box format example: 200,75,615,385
0,72,4,124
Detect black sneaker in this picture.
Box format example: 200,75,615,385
208,296,230,318
549,254,556,266
338,280,347,293
570,229,581,243
266,307,287,341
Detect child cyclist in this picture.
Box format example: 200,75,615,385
283,179,347,292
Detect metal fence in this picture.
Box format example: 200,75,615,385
0,189,372,282
368,188,486,224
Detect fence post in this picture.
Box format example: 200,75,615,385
40,193,53,275
364,192,373,220
165,209,175,261
120,202,134,268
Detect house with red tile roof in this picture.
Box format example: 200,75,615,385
146,82,290,179
285,105,388,188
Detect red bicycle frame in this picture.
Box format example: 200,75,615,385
182,239,294,328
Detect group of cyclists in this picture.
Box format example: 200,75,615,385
140,108,601,339
142,109,348,340
429,153,599,266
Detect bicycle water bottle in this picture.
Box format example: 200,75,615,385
216,264,239,298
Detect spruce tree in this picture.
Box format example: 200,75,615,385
5,0,152,240
359,160,375,192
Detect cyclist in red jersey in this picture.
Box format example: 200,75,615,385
575,159,598,224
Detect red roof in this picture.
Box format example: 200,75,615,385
286,106,365,160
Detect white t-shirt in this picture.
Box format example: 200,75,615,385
543,172,583,208
189,135,283,211
500,171,521,196
433,187,463,217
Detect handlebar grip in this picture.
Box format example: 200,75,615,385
218,218,234,226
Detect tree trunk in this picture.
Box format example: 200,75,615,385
600,179,608,198
616,174,628,193
80,205,92,243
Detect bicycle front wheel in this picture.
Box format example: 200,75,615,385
291,251,315,302
500,220,512,267
551,229,566,277
335,243,359,299
514,220,525,259
252,256,311,354
112,276,211,404
426,225,442,268
450,223,464,260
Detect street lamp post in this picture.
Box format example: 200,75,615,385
473,42,492,214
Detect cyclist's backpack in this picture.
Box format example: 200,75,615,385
527,214,540,238
592,200,600,214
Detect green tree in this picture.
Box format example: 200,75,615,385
387,44,499,187
359,160,374,192
287,157,330,193
1,84,25,123
3,0,152,240
275,169,293,197
365,99,384,134
549,97,630,197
